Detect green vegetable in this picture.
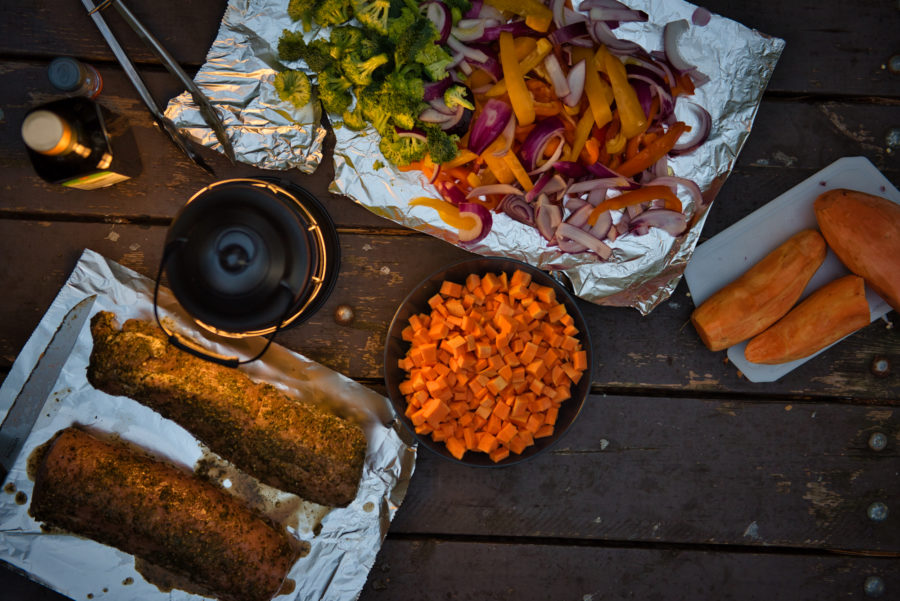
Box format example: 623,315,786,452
273,70,313,108
317,66,354,114
341,54,389,86
351,0,394,35
278,30,334,73
379,130,428,165
444,84,474,110
313,0,354,27
424,126,459,164
342,105,369,131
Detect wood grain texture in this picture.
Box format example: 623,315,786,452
0,221,897,398
358,540,899,601
392,395,899,552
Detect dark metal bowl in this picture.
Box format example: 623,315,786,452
384,257,593,467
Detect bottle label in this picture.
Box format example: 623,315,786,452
61,170,131,190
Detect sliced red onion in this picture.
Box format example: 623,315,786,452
424,77,454,102
629,208,688,236
467,183,522,199
437,181,467,206
428,163,442,184
564,196,589,213
626,203,644,219
589,209,613,237
566,177,631,195
590,21,644,55
530,137,565,175
525,170,555,203
465,53,502,80
563,59,587,107
626,61,669,87
397,129,427,142
692,7,712,26
669,101,711,155
477,3,503,21
556,222,612,259
446,35,490,63
457,202,492,244
480,21,538,42
535,196,563,242
468,98,512,155
493,112,517,157
543,53,571,99
587,7,648,23
452,19,486,42
498,194,535,225
552,0,587,28
422,0,452,43
419,107,453,124
615,211,630,235
519,116,566,172
552,160,588,178
464,0,483,18
587,186,608,206
565,203,594,228
549,21,590,46
647,175,704,212
542,174,568,197
631,78,652,120
663,20,696,73
439,104,467,132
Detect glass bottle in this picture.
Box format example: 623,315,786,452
47,57,103,99
21,97,142,190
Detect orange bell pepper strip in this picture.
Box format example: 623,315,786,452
572,47,612,129
410,197,477,230
586,186,683,226
484,0,553,26
604,52,648,139
616,122,688,177
498,32,535,126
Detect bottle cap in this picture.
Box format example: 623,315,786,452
48,57,84,92
22,110,71,155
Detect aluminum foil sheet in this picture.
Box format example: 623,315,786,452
165,0,784,314
0,249,416,601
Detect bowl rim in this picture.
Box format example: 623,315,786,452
383,256,593,467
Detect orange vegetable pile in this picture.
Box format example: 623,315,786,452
396,268,588,463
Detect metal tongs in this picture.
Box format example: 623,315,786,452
81,0,236,172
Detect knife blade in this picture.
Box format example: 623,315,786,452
0,295,97,480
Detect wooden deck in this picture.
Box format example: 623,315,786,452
1,1,897,599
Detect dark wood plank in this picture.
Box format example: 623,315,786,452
4,543,897,601
0,222,897,399
391,394,899,552
2,1,899,98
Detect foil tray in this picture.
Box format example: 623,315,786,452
0,249,416,601
166,0,785,313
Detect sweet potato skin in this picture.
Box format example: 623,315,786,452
814,188,900,312
744,275,870,364
691,229,827,351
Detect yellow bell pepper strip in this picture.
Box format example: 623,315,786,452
604,52,648,139
498,32,535,126
567,108,595,162
409,197,478,230
503,151,534,191
481,136,516,184
484,0,553,28
586,186,683,226
616,121,688,177
605,130,626,155
524,12,553,33
572,47,612,129
444,149,479,169
486,38,552,97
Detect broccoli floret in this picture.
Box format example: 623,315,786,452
288,0,319,28
328,26,365,60
341,104,369,131
278,30,334,73
440,0,472,15
416,42,454,81
379,129,428,166
351,0,393,35
341,53,390,86
424,125,459,164
313,0,354,27
317,67,354,114
273,70,313,108
444,84,474,110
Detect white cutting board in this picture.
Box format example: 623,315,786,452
684,156,899,382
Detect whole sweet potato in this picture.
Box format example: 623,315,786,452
814,188,900,312
691,229,827,351
744,274,870,364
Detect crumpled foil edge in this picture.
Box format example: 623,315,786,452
0,248,416,601
166,0,785,315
